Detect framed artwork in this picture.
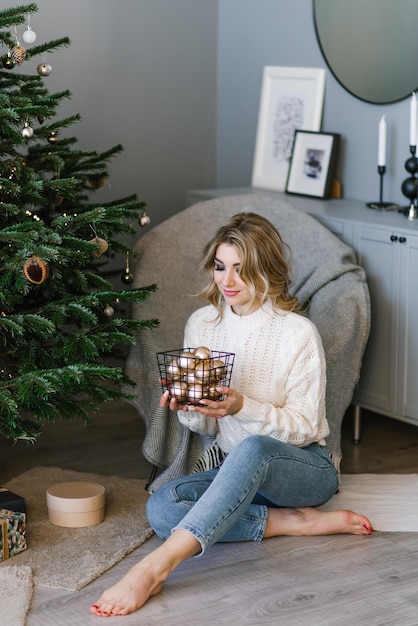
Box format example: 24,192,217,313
251,66,326,192
285,130,340,199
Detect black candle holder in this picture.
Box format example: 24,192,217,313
399,145,418,219
366,165,398,211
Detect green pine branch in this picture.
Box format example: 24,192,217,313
0,3,159,442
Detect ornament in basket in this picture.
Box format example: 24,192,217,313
157,346,235,405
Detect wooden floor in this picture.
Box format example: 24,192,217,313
1,403,418,625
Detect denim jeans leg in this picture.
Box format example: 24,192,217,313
147,435,338,554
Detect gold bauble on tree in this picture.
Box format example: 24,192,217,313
37,62,52,76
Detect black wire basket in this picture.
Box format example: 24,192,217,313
157,347,235,405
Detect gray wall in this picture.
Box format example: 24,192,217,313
217,0,411,207
5,0,218,239
6,0,413,230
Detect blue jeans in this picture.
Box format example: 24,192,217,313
146,435,339,554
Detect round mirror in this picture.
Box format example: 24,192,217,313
313,0,418,105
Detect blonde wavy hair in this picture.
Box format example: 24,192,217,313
198,212,301,316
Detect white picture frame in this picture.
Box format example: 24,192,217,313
251,66,326,192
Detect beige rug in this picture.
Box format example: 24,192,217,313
320,473,418,531
0,467,153,591
0,565,33,626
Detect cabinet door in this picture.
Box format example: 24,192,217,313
399,232,418,421
354,226,401,414
312,215,354,247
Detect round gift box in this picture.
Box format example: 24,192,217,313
46,482,106,528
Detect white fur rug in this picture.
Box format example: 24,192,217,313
0,467,153,591
319,473,418,531
0,565,33,626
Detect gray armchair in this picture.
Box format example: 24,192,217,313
124,195,370,491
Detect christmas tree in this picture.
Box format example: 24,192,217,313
0,4,158,442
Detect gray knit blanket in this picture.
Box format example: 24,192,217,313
124,195,370,491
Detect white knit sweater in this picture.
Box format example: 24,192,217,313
177,301,330,453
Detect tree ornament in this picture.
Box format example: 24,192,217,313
23,256,49,285
193,346,212,360
169,381,188,402
23,27,37,44
23,13,37,43
88,177,107,189
21,121,34,139
89,236,108,258
37,115,45,124
47,131,58,145
103,304,114,317
37,63,52,76
2,53,15,70
139,211,151,227
121,253,134,284
11,45,26,65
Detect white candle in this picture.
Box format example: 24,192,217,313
378,115,387,167
410,92,417,146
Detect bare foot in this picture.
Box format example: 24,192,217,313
90,558,164,617
90,530,201,617
264,507,373,538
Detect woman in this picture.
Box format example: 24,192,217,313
91,212,372,617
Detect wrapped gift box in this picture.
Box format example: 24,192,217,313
0,508,26,561
0,488,26,514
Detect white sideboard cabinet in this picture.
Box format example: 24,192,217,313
187,187,418,432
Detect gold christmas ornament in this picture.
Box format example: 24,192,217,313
47,131,58,145
23,256,49,285
169,381,188,402
37,62,52,76
89,237,109,258
177,351,198,371
158,347,235,405
187,383,204,403
11,45,26,65
193,346,212,359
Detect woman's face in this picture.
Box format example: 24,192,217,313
213,243,259,315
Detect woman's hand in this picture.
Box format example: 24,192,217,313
193,386,243,418
159,387,243,418
159,390,189,412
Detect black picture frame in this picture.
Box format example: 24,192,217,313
285,130,340,199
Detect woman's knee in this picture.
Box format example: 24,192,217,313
230,434,287,460
146,485,176,538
